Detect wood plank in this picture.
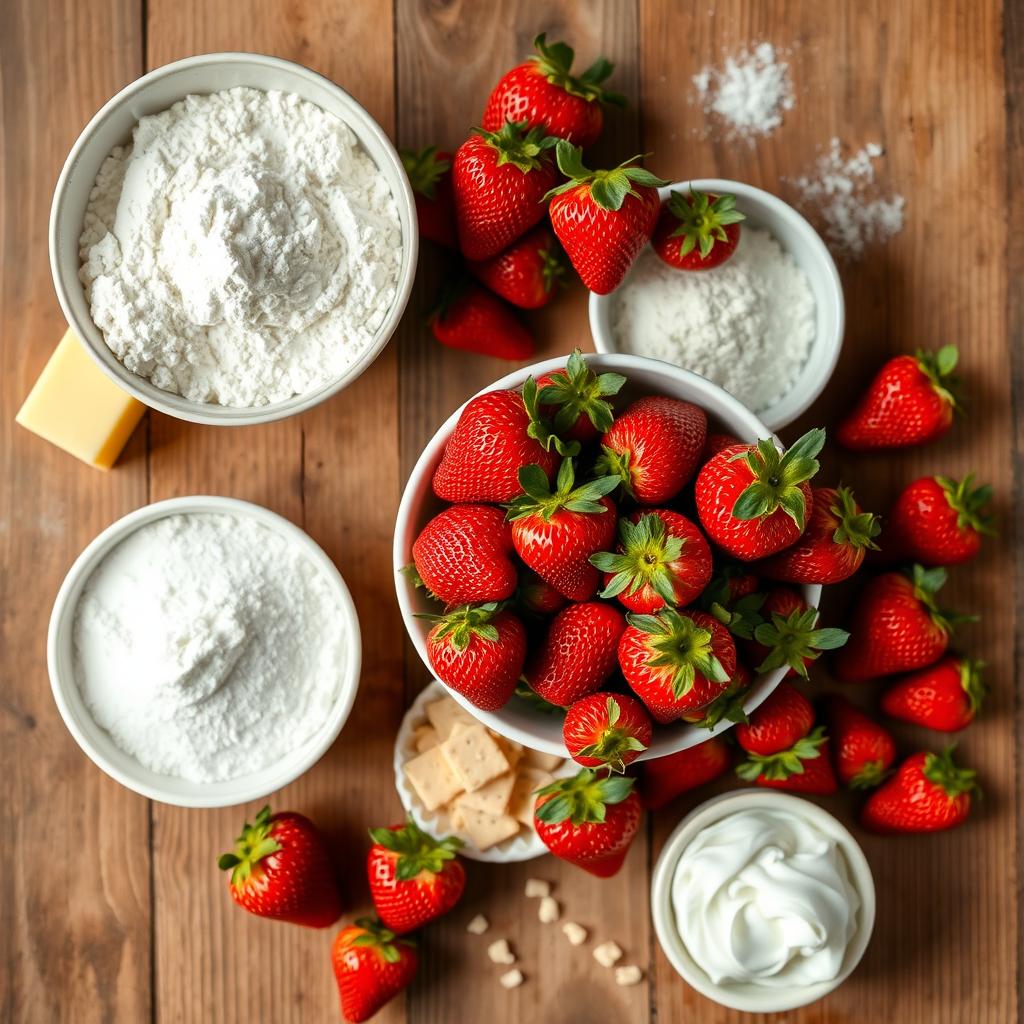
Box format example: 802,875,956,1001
638,1,1015,1021
0,1,151,1022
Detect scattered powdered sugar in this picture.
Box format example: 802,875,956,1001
788,139,905,259
72,513,349,783
612,227,816,414
692,42,794,138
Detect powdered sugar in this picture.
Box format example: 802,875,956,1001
79,88,402,407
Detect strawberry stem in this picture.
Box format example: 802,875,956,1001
529,32,626,106
664,188,746,260
830,485,881,550
217,805,282,886
957,657,987,716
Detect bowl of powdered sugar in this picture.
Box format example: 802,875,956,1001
50,53,417,425
590,179,843,431
47,496,361,807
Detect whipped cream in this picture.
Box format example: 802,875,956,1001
671,807,859,989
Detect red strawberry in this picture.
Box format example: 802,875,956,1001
881,474,994,566
695,429,824,560
880,655,986,732
834,566,966,682
400,146,457,248
433,389,559,504
524,601,626,706
591,509,713,613
332,918,417,1023
546,142,667,294
701,432,742,463
736,727,839,795
425,603,526,711
618,608,736,723
651,189,745,270
563,692,652,771
452,121,558,261
734,681,814,756
517,567,567,616
861,748,978,834
837,346,959,450
640,737,732,810
367,819,465,934
757,485,880,584
218,805,342,928
467,224,566,309
597,396,708,504
533,349,626,444
684,660,753,729
412,504,516,606
482,33,624,148
825,695,897,789
533,769,642,877
430,280,534,360
507,458,619,600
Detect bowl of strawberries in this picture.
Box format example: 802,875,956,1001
394,350,858,761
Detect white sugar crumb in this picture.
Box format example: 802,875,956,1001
499,968,524,989
487,938,516,965
615,965,643,987
562,921,588,946
466,914,489,935
538,896,560,924
524,878,551,899
593,940,624,968
693,42,794,138
789,138,905,259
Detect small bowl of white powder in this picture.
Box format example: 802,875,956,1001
47,496,361,807
590,179,843,431
50,53,417,425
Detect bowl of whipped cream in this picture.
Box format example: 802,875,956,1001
651,790,875,1012
50,53,417,425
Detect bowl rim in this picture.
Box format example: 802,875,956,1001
47,495,362,807
650,790,876,1013
48,51,419,426
393,351,821,758
588,177,844,432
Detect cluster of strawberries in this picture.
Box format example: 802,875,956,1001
219,808,467,1022
402,34,742,360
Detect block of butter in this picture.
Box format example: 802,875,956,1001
15,329,145,470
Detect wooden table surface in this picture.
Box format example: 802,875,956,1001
2,0,1020,1021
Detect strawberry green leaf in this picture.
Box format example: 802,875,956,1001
937,473,997,537
400,145,449,200
522,375,581,456
736,726,827,781
665,189,746,260
530,33,625,105
536,350,625,435
629,608,730,698
922,745,980,799
473,120,558,174
218,805,282,887
534,768,634,824
507,458,618,522
545,142,668,210
590,514,686,605
419,602,503,651
829,486,881,550
369,817,462,880
732,429,825,528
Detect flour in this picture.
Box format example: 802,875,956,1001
72,513,348,783
79,88,402,407
611,228,816,413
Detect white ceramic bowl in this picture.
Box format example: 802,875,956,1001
393,352,821,759
589,179,843,432
651,790,875,1013
47,496,361,807
49,52,418,426
393,681,572,863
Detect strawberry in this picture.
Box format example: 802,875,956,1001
880,655,986,732
332,918,417,1023
432,389,559,504
695,429,824,560
533,769,642,877
452,121,558,261
834,566,966,682
424,603,526,711
651,189,745,270
523,601,626,706
467,224,566,309
618,608,736,723
734,681,813,756
757,485,880,584
517,567,567,616
533,349,626,444
563,692,652,771
684,661,753,729
430,279,534,360
546,142,667,294
701,432,742,463
736,726,839,795
597,396,708,504
218,805,342,928
400,146,457,248
482,33,624,148
881,474,994,566
640,737,732,810
507,458,619,600
825,695,897,789
367,819,465,934
590,509,713,612
861,748,978,834
412,504,516,607
837,345,959,450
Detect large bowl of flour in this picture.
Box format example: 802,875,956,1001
50,53,418,425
